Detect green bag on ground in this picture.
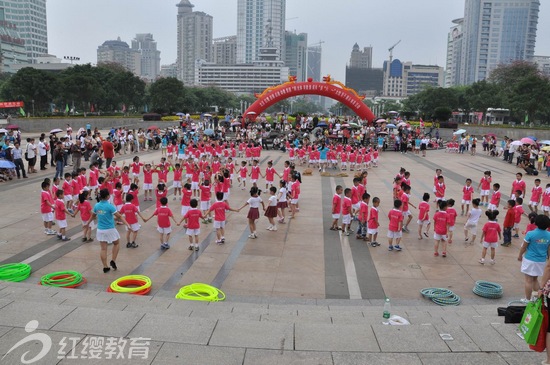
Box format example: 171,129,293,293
520,298,544,345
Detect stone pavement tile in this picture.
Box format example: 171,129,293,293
328,311,365,324
272,272,325,297
498,351,546,365
123,301,174,315
52,307,144,338
59,297,128,311
0,301,76,329
333,352,422,365
459,324,517,352
433,324,480,351
127,313,216,345
152,343,245,365
378,277,431,299
0,325,13,337
372,324,450,353
0,292,68,305
58,337,163,365
441,313,479,325
0,298,14,310
295,323,379,352
417,352,508,365
232,254,281,272
0,328,85,365
262,311,331,324
209,319,293,350
244,349,333,365
193,308,261,321
490,323,531,352
406,314,447,325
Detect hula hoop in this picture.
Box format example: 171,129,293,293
175,283,225,302
0,263,31,282
108,275,152,295
39,271,86,288
421,287,461,306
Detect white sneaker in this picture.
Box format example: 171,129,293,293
267,225,273,230
271,226,277,231
520,298,530,304
490,259,495,265
478,258,485,265
248,233,256,239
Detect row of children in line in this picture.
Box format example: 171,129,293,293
288,144,380,171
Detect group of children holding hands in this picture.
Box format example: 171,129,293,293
39,144,305,252
330,165,549,265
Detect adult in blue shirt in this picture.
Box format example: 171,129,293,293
519,214,550,302
85,189,130,273
318,143,329,172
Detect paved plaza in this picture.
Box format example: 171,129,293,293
0,142,546,364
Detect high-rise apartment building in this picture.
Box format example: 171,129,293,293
285,31,307,81
213,36,237,65
176,0,213,85
132,33,161,81
349,43,372,69
0,1,47,62
97,37,141,76
236,0,286,64
446,0,540,86
160,63,178,78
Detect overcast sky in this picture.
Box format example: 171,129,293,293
48,0,550,82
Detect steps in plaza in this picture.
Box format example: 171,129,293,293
0,281,543,365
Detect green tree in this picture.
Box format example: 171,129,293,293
149,78,184,113
2,67,59,113
433,106,452,121
488,61,550,123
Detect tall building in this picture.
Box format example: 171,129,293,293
176,0,213,85
382,60,443,97
349,43,372,69
533,55,550,77
0,1,47,62
213,36,237,65
445,18,464,87
97,37,141,76
345,43,382,97
307,45,322,81
0,18,28,73
132,33,161,81
447,0,540,86
236,0,286,64
285,31,307,81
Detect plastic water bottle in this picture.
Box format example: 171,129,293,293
382,297,391,324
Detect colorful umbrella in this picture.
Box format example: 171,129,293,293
147,125,159,130
453,129,467,135
539,140,550,145
204,129,215,136
520,137,536,145
49,128,63,134
6,124,19,130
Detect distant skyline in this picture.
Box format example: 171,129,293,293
47,0,550,83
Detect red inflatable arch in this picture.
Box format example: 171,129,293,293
244,76,375,123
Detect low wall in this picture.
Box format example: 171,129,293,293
0,117,182,134
433,125,549,142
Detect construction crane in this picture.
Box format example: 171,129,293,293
309,40,325,48
384,40,401,96
388,40,401,62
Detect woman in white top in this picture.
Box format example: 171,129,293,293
26,138,37,173
238,186,265,239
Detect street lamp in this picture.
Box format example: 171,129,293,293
31,99,34,117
